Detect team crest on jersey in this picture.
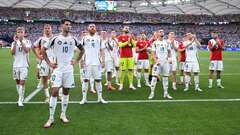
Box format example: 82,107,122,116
57,41,62,45
64,41,67,44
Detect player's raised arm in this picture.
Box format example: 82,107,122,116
10,41,17,55
32,38,43,60
100,40,105,68
208,40,216,51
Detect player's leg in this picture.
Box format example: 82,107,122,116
90,78,96,93
44,87,59,128
115,66,120,85
60,71,75,123
80,66,90,104
136,60,143,88
13,68,21,105
216,61,224,88
60,87,70,123
114,57,120,85
179,62,185,85
44,71,62,128
94,65,107,103
193,62,202,91
208,61,215,88
128,58,136,90
36,62,43,89
148,64,159,99
143,60,150,86
162,63,172,99
40,62,50,102
184,62,191,91
170,61,177,90
106,60,115,91
119,58,126,90
17,68,28,106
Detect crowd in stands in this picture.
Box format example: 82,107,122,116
0,8,240,48
0,22,239,48
0,8,240,24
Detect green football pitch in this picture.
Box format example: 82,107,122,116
0,48,240,135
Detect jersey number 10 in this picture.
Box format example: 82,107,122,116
62,46,68,53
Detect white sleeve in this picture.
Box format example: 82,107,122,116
151,42,156,51
26,40,32,48
100,39,105,49
11,42,15,50
33,38,41,48
45,36,56,49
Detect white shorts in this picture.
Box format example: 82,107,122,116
13,67,28,80
169,60,177,72
184,61,200,73
105,60,114,72
152,62,170,77
39,60,50,77
82,65,102,80
51,70,75,88
209,60,223,71
137,59,150,69
179,62,185,70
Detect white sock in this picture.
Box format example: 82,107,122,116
49,96,57,120
180,76,184,83
144,72,149,84
58,88,63,97
82,81,88,100
172,82,176,87
162,77,169,95
185,75,190,89
217,79,221,86
150,77,157,93
44,88,50,98
209,79,213,87
115,70,119,84
95,82,103,100
18,85,24,102
194,75,199,88
61,94,69,117
16,84,20,94
137,71,141,84
90,78,94,90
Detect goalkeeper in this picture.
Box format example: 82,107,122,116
117,26,136,90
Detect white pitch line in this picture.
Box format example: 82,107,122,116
1,98,240,105
24,88,42,102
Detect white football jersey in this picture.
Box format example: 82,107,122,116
81,34,104,66
102,38,114,62
34,36,54,58
109,38,119,59
12,39,32,68
45,34,80,72
184,40,199,62
167,39,179,60
152,39,171,63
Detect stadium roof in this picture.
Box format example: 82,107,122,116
0,0,240,15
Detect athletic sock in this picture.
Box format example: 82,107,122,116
49,96,57,120
119,70,125,85
95,82,103,100
150,77,157,93
162,77,169,95
128,70,134,85
209,79,213,87
90,78,94,90
61,94,69,117
82,81,88,100
194,75,199,89
185,75,190,89
144,72,149,84
44,88,50,98
217,79,221,86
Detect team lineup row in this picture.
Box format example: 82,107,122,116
10,19,224,128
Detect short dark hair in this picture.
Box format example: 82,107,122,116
61,19,72,24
